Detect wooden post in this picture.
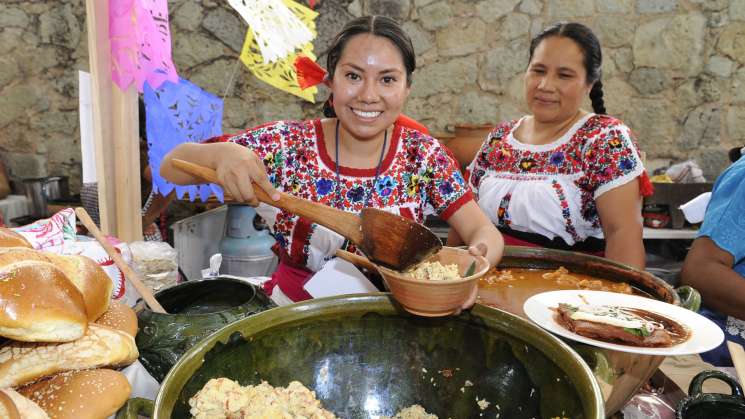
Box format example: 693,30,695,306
84,0,143,242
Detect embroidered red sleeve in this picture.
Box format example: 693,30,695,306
424,142,472,217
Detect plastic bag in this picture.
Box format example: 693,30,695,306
665,160,706,183
129,241,178,291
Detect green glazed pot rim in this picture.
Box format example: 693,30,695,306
154,293,604,419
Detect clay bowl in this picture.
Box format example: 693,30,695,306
376,246,489,317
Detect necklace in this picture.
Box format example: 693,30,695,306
334,119,388,208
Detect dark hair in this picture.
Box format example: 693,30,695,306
529,22,606,115
729,146,744,163
322,15,416,117
139,97,147,140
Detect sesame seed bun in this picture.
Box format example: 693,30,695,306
95,301,138,337
18,369,130,419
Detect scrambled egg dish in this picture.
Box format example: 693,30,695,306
190,378,439,418
381,404,438,419
189,378,335,419
409,261,460,281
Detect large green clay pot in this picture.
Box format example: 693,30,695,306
126,294,603,418
486,246,701,416
135,278,276,381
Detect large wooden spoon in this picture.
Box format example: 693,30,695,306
171,159,442,271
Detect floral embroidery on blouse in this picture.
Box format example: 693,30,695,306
209,119,472,271
551,179,581,242
497,193,512,227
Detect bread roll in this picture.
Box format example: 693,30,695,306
95,301,138,337
0,324,138,387
0,248,112,321
19,369,130,419
0,228,31,248
0,389,48,419
0,390,20,419
44,254,111,320
0,260,87,343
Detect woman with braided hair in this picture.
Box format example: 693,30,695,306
450,22,652,270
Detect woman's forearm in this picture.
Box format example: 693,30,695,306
160,142,238,184
465,223,504,267
682,237,745,319
604,227,645,270
683,259,745,319
445,201,504,267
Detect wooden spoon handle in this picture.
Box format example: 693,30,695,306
171,159,364,244
335,249,378,272
75,207,167,314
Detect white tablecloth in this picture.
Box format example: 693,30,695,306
0,194,29,225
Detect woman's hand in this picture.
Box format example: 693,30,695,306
214,145,280,206
456,242,487,311
446,201,504,268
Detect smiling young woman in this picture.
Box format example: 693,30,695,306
449,22,650,270
160,16,503,306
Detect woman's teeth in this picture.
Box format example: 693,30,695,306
353,109,381,118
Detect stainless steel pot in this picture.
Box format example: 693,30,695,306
21,176,69,217
43,176,69,201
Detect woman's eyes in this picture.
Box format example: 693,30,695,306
344,73,398,84
530,68,574,79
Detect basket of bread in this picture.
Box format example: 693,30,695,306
0,227,139,419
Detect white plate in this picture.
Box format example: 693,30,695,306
523,290,724,355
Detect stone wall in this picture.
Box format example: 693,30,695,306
1,0,744,193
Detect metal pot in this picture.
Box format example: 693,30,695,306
42,176,69,201
21,176,70,217
485,246,701,416
120,294,604,418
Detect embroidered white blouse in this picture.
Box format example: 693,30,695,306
467,113,645,245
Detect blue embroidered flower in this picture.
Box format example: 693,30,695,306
438,181,454,196
619,158,635,171
347,185,365,202
316,178,334,196
375,176,396,197
550,151,565,166
275,233,287,248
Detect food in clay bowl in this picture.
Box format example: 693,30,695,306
376,246,489,317
476,246,701,415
